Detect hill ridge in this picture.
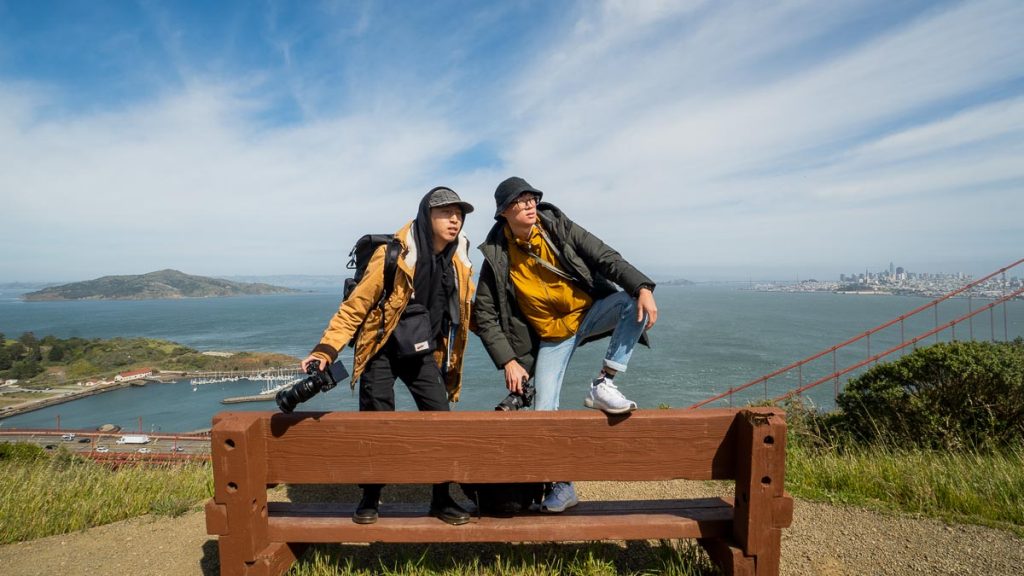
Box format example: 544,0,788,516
22,269,298,301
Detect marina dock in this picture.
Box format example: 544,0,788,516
221,394,275,404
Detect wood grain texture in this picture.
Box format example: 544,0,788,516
699,537,755,576
205,407,789,576
731,410,788,576
266,499,734,543
240,408,757,484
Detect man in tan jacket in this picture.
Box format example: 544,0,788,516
302,187,475,526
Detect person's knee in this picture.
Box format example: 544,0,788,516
611,290,637,314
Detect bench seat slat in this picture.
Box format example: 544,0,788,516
266,499,733,543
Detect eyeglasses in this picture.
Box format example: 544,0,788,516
513,194,538,209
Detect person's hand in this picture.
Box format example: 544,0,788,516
637,288,658,330
301,355,327,373
503,359,530,393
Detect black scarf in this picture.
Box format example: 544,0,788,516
411,191,459,340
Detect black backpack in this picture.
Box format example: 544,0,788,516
458,482,549,516
344,234,402,346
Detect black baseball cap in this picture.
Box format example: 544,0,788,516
427,186,474,214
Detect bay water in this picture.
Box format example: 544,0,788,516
1,286,1021,432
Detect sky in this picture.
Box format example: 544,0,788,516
1,0,1022,283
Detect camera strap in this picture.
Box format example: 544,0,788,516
513,237,577,283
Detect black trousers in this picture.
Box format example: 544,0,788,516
358,340,450,497
358,340,449,412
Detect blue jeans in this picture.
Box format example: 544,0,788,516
533,291,646,411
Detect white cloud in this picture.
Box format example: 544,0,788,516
494,0,1024,277
1,0,1022,281
0,80,469,279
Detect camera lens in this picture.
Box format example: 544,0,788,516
275,372,325,413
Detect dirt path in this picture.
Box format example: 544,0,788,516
2,481,1021,575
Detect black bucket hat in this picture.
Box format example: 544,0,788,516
493,176,543,219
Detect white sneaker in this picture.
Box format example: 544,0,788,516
584,377,637,414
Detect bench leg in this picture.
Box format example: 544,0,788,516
217,538,304,576
753,528,782,576
733,410,789,576
215,536,250,576
699,538,755,576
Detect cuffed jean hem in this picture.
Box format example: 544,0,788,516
532,291,646,411
603,358,628,373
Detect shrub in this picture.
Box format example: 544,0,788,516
834,340,1024,450
7,358,44,380
0,442,48,462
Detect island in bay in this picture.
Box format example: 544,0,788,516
21,269,298,301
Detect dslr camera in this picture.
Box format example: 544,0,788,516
276,360,349,414
495,378,535,411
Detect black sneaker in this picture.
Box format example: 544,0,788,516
429,496,470,526
352,492,379,525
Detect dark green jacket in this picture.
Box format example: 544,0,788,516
473,203,654,373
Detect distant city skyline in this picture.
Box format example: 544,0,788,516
1,2,1022,281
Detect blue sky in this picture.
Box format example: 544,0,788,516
1,0,1022,282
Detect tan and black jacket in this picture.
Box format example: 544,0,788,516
311,220,475,402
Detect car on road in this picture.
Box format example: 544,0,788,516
172,446,186,452
95,445,110,453
44,444,56,450
137,447,152,454
61,433,76,441
77,437,91,443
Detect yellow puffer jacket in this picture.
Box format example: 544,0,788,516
310,221,475,402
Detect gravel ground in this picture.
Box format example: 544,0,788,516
2,480,1021,575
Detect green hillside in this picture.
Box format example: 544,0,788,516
1,332,298,385
22,269,297,301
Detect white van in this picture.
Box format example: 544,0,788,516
61,433,76,441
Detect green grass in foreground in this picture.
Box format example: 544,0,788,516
285,540,719,576
786,440,1024,536
3,439,1023,572
0,443,212,544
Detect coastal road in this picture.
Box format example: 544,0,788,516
0,430,211,457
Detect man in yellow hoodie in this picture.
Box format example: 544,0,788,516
474,176,658,514
301,187,475,526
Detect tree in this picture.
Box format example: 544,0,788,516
48,344,66,362
18,332,42,362
9,358,44,380
0,345,12,371
835,340,1024,449
7,342,26,362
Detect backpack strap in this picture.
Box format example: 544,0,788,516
374,238,403,343
381,238,401,300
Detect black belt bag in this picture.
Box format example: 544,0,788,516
391,303,436,358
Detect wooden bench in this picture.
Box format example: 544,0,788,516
205,408,793,576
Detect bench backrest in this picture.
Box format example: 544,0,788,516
210,407,783,486
207,408,791,576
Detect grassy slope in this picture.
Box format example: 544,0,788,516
4,335,298,386
2,438,1022,574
